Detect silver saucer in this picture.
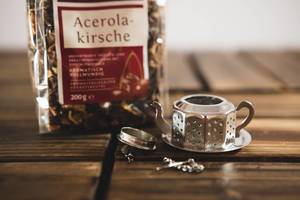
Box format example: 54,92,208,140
162,129,252,153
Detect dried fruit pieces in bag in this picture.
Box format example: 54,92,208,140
26,0,168,134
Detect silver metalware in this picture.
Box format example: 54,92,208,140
151,94,255,153
118,127,157,151
156,157,205,173
117,127,158,162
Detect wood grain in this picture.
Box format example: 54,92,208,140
248,52,300,89
0,54,111,162
0,54,31,85
0,133,111,162
111,51,300,199
168,52,203,92
247,118,300,132
193,52,282,92
108,161,300,200
0,54,34,116
0,162,101,200
2,52,300,200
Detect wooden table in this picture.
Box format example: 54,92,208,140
1,52,300,200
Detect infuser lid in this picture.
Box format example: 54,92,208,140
174,94,235,114
117,127,158,151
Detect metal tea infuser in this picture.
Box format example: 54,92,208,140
151,94,255,153
118,94,255,173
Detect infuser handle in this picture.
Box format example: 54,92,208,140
236,101,255,137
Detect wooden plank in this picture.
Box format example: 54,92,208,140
247,118,300,132
248,52,300,89
170,93,300,118
0,54,31,85
0,53,36,118
115,124,300,162
0,84,35,118
193,52,283,92
168,52,203,92
0,101,111,162
0,162,100,200
108,161,300,200
0,133,111,162
0,54,34,107
221,92,300,118
0,53,111,162
285,51,300,62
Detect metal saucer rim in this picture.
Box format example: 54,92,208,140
161,129,252,153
